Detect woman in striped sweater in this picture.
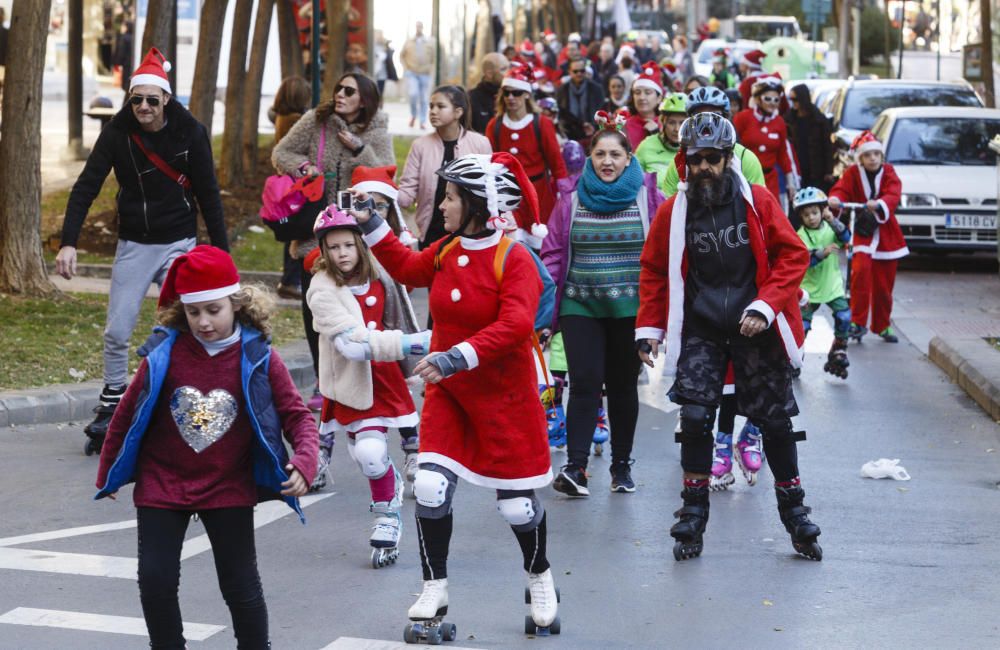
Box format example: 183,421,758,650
541,121,665,497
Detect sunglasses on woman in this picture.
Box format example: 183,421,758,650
129,94,161,107
335,84,358,98
502,89,526,98
759,95,781,104
687,151,725,167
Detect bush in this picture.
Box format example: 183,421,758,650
860,5,900,64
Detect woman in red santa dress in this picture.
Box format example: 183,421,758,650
733,75,799,204
485,62,567,241
350,152,560,639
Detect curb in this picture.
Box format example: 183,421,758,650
928,336,1000,422
1,340,316,429
49,263,283,286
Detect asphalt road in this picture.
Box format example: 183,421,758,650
2,261,1000,649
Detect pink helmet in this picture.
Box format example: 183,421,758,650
313,205,360,239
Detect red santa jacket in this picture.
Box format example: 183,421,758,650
828,163,908,260
636,177,809,375
486,113,568,224
733,108,799,199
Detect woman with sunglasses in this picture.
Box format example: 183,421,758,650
624,65,664,150
542,114,665,497
732,76,800,204
272,72,395,413
484,62,567,245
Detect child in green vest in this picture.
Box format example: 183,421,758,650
794,187,852,379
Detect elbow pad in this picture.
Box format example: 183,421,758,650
427,347,469,378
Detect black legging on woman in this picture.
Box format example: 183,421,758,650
560,315,642,469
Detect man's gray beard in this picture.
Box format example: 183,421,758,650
686,170,730,206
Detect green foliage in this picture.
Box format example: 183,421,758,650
860,5,900,64
394,135,416,174
230,227,285,272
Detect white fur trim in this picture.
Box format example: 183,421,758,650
362,220,392,246
461,229,503,250
799,288,810,307
531,223,549,239
517,227,544,250
501,77,533,93
722,383,735,395
417,452,553,490
454,341,479,369
632,77,663,94
744,299,775,327
353,180,398,200
129,73,171,94
502,113,534,130
180,282,241,304
872,247,909,260
854,140,883,157
775,313,804,368
875,199,891,224
321,412,420,434
635,327,665,342
663,189,688,377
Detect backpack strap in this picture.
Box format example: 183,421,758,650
432,237,463,271
491,236,550,385
129,132,192,190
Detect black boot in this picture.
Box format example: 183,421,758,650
775,485,822,561
670,485,709,561
84,384,125,455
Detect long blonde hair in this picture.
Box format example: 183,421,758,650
158,284,277,337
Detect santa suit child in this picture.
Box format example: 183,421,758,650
635,113,822,561
828,131,907,342
733,75,800,203
485,61,568,233
352,152,561,634
306,206,429,565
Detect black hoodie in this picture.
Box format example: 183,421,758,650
61,99,227,250
683,170,758,340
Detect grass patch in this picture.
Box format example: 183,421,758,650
231,227,286,272
988,338,1000,354
0,292,304,390
394,135,416,172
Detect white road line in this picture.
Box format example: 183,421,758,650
0,520,137,548
319,637,482,650
0,607,225,640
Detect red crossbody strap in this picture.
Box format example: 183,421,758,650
129,132,192,190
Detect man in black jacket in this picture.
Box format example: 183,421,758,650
55,48,227,446
468,52,509,133
556,58,604,142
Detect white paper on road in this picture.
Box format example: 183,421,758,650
0,607,225,640
861,458,912,480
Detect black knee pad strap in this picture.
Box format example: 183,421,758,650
758,418,807,445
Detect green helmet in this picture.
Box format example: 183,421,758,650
658,92,688,115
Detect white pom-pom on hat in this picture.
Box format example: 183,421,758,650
162,60,172,73
531,223,549,240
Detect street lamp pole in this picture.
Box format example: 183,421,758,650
897,0,904,78
981,0,996,107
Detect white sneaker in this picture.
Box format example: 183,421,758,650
408,578,449,620
527,569,558,627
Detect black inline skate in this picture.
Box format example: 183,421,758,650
847,323,867,344
670,485,709,561
83,385,124,456
776,485,823,561
822,339,849,379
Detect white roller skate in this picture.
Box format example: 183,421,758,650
524,568,561,636
405,579,456,644
735,421,764,486
370,469,404,569
402,435,419,499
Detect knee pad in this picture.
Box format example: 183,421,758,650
833,309,852,336
676,404,717,444
352,432,390,479
413,469,453,518
758,418,806,447
496,495,543,531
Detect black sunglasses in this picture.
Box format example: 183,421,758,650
502,89,527,98
129,94,161,107
571,68,586,74
335,84,358,98
688,151,725,167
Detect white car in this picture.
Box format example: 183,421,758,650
871,106,999,253
693,38,762,79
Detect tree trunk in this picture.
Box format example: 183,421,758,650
323,0,349,99
140,0,175,55
189,0,229,128
471,1,493,82
0,0,58,296
514,5,528,46
241,0,275,176
277,0,304,79
219,0,253,188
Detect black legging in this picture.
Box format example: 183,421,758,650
560,315,641,469
137,506,268,649
299,260,319,375
718,393,737,434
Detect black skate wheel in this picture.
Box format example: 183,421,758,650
550,616,561,634
442,622,456,642
84,439,95,456
403,624,417,644
794,541,823,561
428,625,443,645
555,587,561,602
524,615,537,635
524,587,530,604
672,543,683,561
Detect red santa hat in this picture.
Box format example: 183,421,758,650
351,165,398,199
633,63,664,95
158,245,240,309
851,131,884,158
543,29,556,41
491,152,546,243
502,61,535,93
520,38,535,57
131,47,173,94
741,49,766,70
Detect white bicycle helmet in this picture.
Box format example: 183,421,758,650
436,154,523,216
679,113,737,151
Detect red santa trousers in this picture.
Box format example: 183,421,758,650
850,253,897,334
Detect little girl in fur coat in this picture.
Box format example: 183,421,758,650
306,205,430,568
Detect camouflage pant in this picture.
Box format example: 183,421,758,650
670,331,798,421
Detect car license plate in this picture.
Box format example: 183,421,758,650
945,213,997,230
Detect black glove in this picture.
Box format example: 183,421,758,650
635,339,653,355
427,347,470,378
855,210,877,238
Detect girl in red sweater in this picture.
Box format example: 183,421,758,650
95,245,319,649
306,206,429,568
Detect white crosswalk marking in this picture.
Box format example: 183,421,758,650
0,608,225,640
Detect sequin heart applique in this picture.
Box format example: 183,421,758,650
169,386,238,453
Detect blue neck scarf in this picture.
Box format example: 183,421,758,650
577,156,644,214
